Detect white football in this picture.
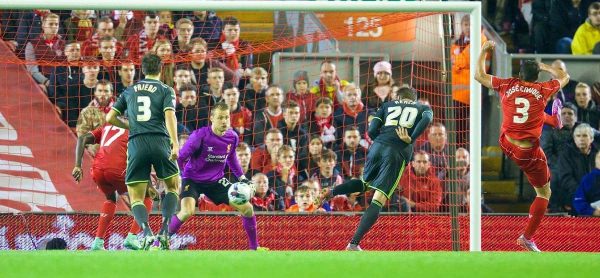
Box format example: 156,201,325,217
228,182,254,205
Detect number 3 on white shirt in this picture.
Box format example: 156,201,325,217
513,97,529,124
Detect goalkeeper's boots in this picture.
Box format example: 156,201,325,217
345,243,363,251
517,235,541,252
551,98,563,129
123,233,141,250
90,238,105,251
141,235,155,251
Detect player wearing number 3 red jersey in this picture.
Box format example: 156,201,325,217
72,115,154,251
475,41,570,252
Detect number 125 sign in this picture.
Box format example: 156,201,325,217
316,12,416,42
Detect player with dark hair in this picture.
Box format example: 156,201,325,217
168,102,267,251
323,86,433,251
106,53,180,250
72,108,155,251
475,40,569,251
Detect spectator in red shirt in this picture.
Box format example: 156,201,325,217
307,97,337,149
250,173,276,211
124,11,161,60
251,128,284,174
252,86,285,146
399,150,443,213
216,16,253,84
223,84,253,143
82,16,119,57
287,70,315,124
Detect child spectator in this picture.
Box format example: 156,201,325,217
307,97,337,149
311,149,343,190
300,135,325,180
287,70,315,124
286,184,323,212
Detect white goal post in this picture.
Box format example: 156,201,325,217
1,0,483,251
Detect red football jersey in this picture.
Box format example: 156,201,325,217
89,124,129,171
492,76,560,141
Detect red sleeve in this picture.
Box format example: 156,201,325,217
540,79,561,99
81,39,96,56
243,108,253,129
491,76,512,92
90,126,103,144
414,177,443,212
250,148,264,172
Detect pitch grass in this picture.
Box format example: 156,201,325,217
1,251,598,278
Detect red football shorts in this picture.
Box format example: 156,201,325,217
91,167,128,196
499,134,550,188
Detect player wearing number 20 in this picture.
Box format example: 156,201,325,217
107,53,180,250
475,41,569,251
324,86,432,251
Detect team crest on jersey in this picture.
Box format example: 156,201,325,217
226,144,231,153
208,147,214,152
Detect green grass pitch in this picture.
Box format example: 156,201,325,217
1,251,598,277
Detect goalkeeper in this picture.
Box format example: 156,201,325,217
169,102,266,251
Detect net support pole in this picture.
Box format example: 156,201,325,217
469,3,483,252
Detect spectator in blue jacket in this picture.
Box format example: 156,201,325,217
573,151,600,216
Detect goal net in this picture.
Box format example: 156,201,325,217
0,1,495,251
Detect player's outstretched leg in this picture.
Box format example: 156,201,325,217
91,193,118,251
127,182,154,250
518,183,551,252
347,190,388,251
322,179,367,200
124,196,153,250
168,197,196,236
230,201,265,251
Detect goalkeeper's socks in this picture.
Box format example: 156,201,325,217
332,179,366,196
242,215,258,250
168,214,183,236
129,197,153,234
350,200,383,245
96,201,116,238
131,202,152,236
160,191,179,235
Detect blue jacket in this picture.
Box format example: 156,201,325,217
573,168,600,216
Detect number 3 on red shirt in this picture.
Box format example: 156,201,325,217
513,97,530,124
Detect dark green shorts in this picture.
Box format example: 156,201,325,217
362,142,407,199
126,134,179,185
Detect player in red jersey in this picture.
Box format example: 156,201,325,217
72,111,155,251
475,41,569,251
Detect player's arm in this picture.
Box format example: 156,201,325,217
474,40,495,89
367,106,385,140
177,129,203,169
165,109,179,160
539,62,570,89
106,109,129,130
72,133,95,183
411,109,433,140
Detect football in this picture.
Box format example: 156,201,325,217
228,182,254,205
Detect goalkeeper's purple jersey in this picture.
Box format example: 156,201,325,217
178,127,244,183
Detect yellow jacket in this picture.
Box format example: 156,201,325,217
572,20,600,55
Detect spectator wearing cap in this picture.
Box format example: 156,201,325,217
287,70,316,124
361,61,395,110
